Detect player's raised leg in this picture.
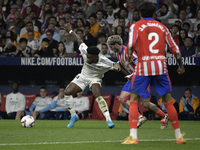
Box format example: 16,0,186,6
92,83,114,128
64,82,82,128
119,90,146,128
141,97,167,129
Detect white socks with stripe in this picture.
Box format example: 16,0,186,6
64,95,76,116
96,96,111,121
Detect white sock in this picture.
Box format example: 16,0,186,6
174,128,182,139
96,96,111,121
130,128,137,139
64,95,76,116
139,115,143,119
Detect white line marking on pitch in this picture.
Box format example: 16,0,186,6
0,138,199,146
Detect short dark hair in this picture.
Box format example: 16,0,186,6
46,29,54,35
102,43,108,47
76,29,84,34
185,37,193,42
97,32,106,38
77,10,84,14
171,24,179,29
26,21,33,26
40,86,47,90
87,46,100,55
106,3,113,8
45,9,53,15
19,38,27,43
49,16,57,21
59,85,66,89
73,1,80,6
65,9,72,14
89,13,97,19
12,81,19,86
30,10,36,14
42,38,49,43
185,88,192,93
138,2,156,18
183,22,190,28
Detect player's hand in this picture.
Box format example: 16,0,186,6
51,109,56,111
177,65,185,74
125,58,131,69
113,63,121,71
64,23,73,32
125,73,133,81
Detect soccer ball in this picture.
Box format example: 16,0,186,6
21,115,35,128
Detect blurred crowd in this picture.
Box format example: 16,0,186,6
0,0,200,58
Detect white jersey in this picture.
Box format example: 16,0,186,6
33,96,52,111
6,92,26,114
53,95,67,109
74,96,90,113
79,43,115,79
27,39,39,50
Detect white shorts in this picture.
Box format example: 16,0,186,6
71,74,102,91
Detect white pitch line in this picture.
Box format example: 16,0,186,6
0,138,200,146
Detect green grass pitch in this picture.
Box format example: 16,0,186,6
0,120,199,150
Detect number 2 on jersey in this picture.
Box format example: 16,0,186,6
148,32,159,54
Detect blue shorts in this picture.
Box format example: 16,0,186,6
122,80,150,98
131,73,172,98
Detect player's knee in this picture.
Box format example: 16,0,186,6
118,97,124,104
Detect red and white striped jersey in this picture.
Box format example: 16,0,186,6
128,18,181,76
115,45,138,74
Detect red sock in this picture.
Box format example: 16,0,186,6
164,101,180,130
129,102,138,129
156,108,165,118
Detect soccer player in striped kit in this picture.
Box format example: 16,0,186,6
107,35,168,129
122,1,186,144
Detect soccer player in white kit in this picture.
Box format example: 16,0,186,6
64,23,121,128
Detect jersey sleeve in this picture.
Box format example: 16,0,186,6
165,27,181,58
79,43,88,56
100,55,115,70
128,24,138,54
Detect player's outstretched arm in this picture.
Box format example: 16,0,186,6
64,23,83,46
176,53,185,75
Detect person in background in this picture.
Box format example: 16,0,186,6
5,81,25,120
179,88,200,120
14,11,25,29
83,24,97,47
34,38,54,57
29,87,53,120
157,97,179,115
97,32,111,54
3,37,16,57
170,25,180,48
27,31,39,55
14,38,32,57
181,37,196,57
178,29,188,49
74,92,90,119
43,85,70,120
101,43,111,58
56,42,67,57
29,10,42,32
182,22,194,38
